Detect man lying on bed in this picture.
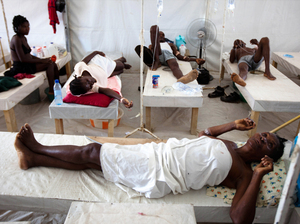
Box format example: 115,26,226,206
68,51,133,108
136,25,205,84
229,37,276,87
15,118,286,224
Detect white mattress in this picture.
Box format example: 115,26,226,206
65,202,196,224
0,53,71,111
223,59,300,112
143,61,203,108
49,52,122,120
0,132,279,223
272,52,300,76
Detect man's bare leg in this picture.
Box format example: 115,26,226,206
14,137,96,170
150,25,161,71
167,58,183,79
115,57,132,69
231,73,246,87
166,58,198,84
253,37,276,80
177,69,199,84
15,124,102,169
231,63,247,86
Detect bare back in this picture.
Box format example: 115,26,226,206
10,34,32,62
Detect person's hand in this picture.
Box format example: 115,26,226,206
121,98,133,108
234,118,256,131
42,58,52,64
250,39,258,45
254,155,274,176
97,51,105,57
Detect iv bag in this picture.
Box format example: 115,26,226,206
157,0,163,16
228,0,235,11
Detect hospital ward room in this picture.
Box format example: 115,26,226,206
1,0,300,223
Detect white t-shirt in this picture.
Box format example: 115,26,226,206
160,42,173,53
74,54,116,93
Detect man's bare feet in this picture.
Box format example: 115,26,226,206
124,64,132,69
17,124,42,153
14,135,35,170
231,73,246,87
177,69,198,84
116,57,126,63
196,58,205,65
150,61,161,71
264,72,276,80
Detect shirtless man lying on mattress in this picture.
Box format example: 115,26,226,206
229,37,276,86
14,118,286,224
136,25,205,84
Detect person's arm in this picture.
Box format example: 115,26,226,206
98,87,133,108
169,43,201,63
82,51,106,64
229,48,237,63
198,118,256,138
230,156,274,224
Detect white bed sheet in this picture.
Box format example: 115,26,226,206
0,53,71,111
272,52,300,76
0,132,280,223
65,202,196,224
49,52,122,120
222,59,300,112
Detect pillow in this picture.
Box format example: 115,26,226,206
63,92,118,107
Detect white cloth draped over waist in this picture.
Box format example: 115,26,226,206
100,136,232,198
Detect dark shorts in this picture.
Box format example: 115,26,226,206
12,61,37,74
4,61,37,77
238,55,264,71
159,50,176,66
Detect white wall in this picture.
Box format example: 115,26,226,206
1,0,299,72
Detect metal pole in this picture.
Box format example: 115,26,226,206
139,0,144,130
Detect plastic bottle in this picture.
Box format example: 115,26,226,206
157,0,163,16
31,46,37,56
53,79,63,105
48,42,59,58
179,44,187,56
36,47,43,58
152,75,160,88
42,45,49,57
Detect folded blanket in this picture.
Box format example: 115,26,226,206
0,76,22,92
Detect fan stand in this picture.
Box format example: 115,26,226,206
198,40,203,69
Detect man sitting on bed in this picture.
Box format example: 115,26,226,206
68,51,133,108
14,118,286,224
229,37,276,87
136,25,205,84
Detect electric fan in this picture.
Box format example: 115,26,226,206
186,18,217,67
